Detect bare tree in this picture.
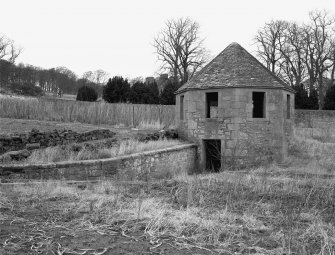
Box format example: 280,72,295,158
82,71,94,84
331,39,335,84
93,69,109,85
278,22,307,86
254,20,287,75
0,34,22,63
302,10,335,109
154,17,208,85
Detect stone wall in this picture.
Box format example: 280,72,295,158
0,129,116,155
0,144,197,182
295,110,335,140
176,88,294,169
295,110,335,128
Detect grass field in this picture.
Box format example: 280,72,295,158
1,164,335,254
1,132,335,254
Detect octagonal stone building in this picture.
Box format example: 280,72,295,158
175,42,295,171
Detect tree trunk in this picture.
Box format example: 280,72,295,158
318,77,324,110
173,67,179,85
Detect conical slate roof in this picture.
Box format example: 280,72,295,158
176,42,295,94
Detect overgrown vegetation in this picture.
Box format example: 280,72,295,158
2,157,335,254
24,138,182,164
1,127,335,254
324,85,335,110
76,85,98,102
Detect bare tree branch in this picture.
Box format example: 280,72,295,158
153,17,208,85
0,34,22,63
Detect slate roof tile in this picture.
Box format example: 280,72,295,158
176,42,295,93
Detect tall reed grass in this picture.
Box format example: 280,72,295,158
0,97,175,127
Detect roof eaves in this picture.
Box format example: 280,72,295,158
175,85,296,94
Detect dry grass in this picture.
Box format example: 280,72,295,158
0,97,175,127
0,117,122,135
294,127,335,143
291,128,335,172
25,138,182,164
1,123,335,253
2,162,335,254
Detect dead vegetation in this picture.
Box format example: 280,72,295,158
1,152,335,254
1,127,335,254
24,138,182,164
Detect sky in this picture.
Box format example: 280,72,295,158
1,0,335,79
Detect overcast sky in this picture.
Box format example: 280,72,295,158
1,0,334,79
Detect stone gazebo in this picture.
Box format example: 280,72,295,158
175,42,295,171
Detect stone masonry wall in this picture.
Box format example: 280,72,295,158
0,129,116,155
0,144,197,182
295,110,335,140
176,88,294,169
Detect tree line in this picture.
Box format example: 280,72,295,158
0,58,109,97
77,76,179,105
2,12,335,109
254,10,335,109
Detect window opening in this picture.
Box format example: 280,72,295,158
206,92,218,118
180,95,184,120
252,92,265,118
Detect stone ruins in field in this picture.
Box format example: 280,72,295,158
176,42,295,171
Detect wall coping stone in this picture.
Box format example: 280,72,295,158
0,143,197,171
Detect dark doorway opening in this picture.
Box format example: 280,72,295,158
204,139,221,172
252,92,266,118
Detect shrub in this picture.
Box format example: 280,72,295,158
103,76,130,103
324,85,335,110
76,86,98,102
293,83,318,109
128,81,159,104
159,81,179,105
11,83,44,97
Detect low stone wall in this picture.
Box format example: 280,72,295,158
294,110,335,140
0,144,197,182
0,129,116,155
295,110,335,128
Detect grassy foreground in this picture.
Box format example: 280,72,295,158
1,167,335,254
1,132,335,254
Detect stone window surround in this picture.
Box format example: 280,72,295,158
248,89,269,121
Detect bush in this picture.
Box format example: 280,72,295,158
293,84,318,109
128,81,159,104
11,83,44,97
103,76,130,103
324,85,335,110
76,86,98,102
160,81,179,105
